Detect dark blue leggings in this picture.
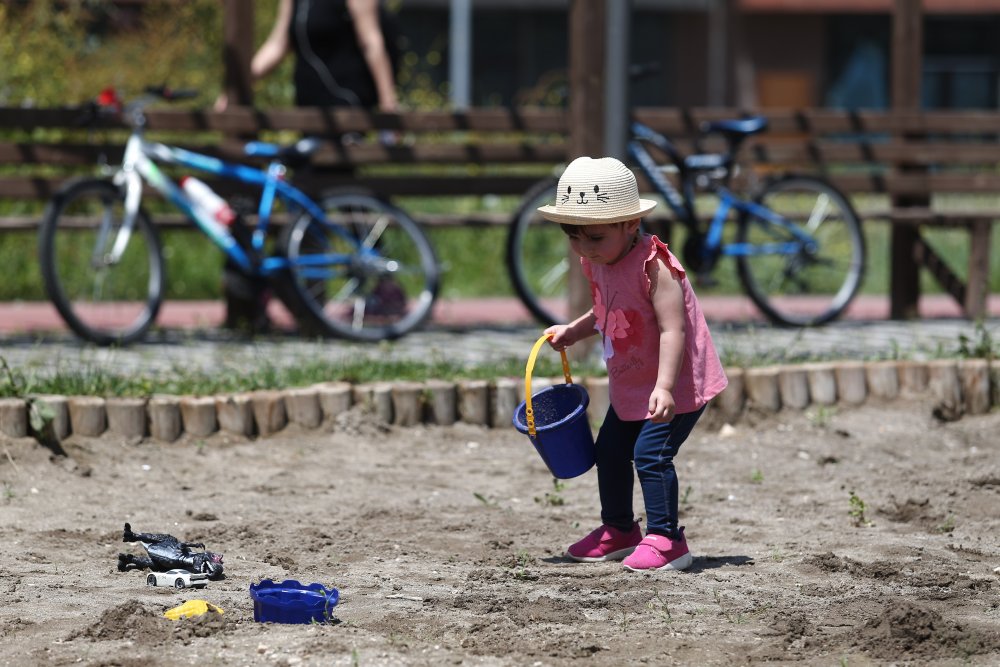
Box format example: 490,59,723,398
595,404,706,539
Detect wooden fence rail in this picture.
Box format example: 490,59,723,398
1,105,997,319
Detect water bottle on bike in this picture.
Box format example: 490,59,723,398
179,176,240,250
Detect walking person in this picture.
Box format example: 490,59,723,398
215,0,400,112
538,156,728,571
214,0,401,331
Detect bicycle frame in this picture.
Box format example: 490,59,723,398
112,130,358,277
626,121,819,264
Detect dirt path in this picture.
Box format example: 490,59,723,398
1,400,999,666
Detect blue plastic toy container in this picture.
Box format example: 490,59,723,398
249,579,339,624
512,334,595,479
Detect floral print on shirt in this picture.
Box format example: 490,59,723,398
591,282,644,361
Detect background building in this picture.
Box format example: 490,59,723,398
396,0,1000,110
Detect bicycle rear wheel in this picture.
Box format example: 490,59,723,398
505,178,568,326
736,175,865,326
279,191,439,341
39,178,164,345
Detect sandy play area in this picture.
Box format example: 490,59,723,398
1,398,999,666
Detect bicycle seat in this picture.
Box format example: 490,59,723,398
700,116,768,138
244,137,322,162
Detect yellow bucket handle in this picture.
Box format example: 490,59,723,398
525,333,574,438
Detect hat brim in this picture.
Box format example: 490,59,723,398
537,199,658,225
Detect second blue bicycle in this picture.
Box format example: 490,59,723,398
506,116,866,327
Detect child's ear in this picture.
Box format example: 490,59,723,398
624,219,642,234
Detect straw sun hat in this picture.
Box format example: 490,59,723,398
536,156,657,225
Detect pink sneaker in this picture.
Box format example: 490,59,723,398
622,529,693,572
566,523,642,562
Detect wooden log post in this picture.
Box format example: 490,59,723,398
778,367,809,409
458,380,490,426
68,397,107,437
314,382,353,423
714,367,745,421
897,361,929,398
0,398,27,438
889,0,925,320
285,387,322,429
148,396,182,443
216,394,254,437
33,395,71,442
927,359,962,417
391,382,424,427
865,361,900,400
835,362,868,405
565,0,606,362
803,363,837,406
491,378,519,429
372,383,394,424
424,380,457,426
250,390,287,436
180,396,218,437
221,0,254,108
745,367,781,412
959,358,990,415
106,397,147,440
965,221,991,318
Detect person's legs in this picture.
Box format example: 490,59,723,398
632,406,706,539
565,406,643,562
595,405,644,532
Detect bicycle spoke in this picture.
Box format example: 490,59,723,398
351,296,366,330
804,193,830,233
736,176,865,326
280,192,438,341
539,257,569,293
360,213,390,250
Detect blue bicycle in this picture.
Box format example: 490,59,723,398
39,87,439,345
507,116,866,327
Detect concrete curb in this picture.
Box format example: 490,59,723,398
1,359,996,443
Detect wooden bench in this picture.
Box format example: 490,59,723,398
632,108,1000,320
1,105,996,320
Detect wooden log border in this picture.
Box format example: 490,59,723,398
0,360,995,444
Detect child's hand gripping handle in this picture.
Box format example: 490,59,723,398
524,333,574,438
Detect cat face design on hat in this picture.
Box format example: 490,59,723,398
560,181,611,207
537,156,657,225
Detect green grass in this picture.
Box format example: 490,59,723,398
0,351,604,400
5,195,998,302
3,320,994,399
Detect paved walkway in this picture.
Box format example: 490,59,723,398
1,295,997,379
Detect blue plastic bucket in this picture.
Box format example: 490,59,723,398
512,334,595,479
249,579,339,624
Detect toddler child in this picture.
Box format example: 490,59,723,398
537,156,728,571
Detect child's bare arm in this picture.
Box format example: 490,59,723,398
648,257,685,422
545,309,597,351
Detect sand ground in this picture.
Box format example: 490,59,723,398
1,399,999,666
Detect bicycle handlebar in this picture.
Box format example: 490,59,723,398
77,85,199,129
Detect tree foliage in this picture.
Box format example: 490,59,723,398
0,0,283,108
0,0,441,109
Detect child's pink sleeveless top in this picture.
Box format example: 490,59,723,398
582,234,728,420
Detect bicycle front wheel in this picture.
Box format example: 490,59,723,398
39,178,164,345
506,178,568,326
279,192,439,341
736,175,865,326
